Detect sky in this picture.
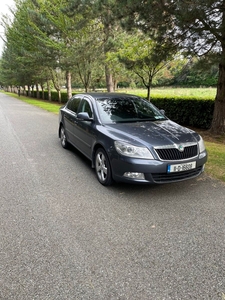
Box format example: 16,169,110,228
0,0,15,55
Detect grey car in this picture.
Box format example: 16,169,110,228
58,93,207,186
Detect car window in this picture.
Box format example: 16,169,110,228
96,96,166,123
134,98,164,120
79,99,93,117
67,97,82,114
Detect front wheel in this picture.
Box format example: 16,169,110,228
95,148,113,186
60,125,69,149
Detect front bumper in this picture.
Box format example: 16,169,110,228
110,150,207,184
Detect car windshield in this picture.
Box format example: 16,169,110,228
96,96,167,124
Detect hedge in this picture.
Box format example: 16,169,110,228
26,91,215,130
151,97,214,129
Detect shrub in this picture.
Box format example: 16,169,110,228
25,90,215,130
151,97,214,129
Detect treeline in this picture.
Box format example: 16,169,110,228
121,58,218,89
0,0,218,102
0,0,224,133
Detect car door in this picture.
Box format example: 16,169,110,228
63,96,83,144
72,97,95,159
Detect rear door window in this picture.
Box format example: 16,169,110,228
67,96,82,114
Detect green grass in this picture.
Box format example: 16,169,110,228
151,87,216,99
5,93,62,114
2,89,224,183
119,87,216,100
205,141,225,182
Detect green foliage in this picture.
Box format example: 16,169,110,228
0,0,220,93
130,88,215,129
23,87,215,129
117,30,177,100
205,141,225,182
151,97,214,129
152,56,218,87
1,0,224,133
114,0,225,133
29,90,68,103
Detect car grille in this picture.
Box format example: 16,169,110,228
155,144,198,160
151,166,203,183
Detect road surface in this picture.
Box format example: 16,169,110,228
0,93,225,299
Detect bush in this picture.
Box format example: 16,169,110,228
151,97,214,129
25,90,215,130
36,91,70,103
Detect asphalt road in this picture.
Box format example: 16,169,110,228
0,93,225,300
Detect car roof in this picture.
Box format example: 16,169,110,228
76,92,139,100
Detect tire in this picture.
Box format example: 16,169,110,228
60,125,69,149
95,148,113,186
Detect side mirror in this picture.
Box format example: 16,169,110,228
160,109,165,115
77,112,93,121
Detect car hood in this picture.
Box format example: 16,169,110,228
104,120,199,147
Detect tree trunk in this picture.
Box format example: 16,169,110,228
50,69,61,103
58,90,61,103
31,85,34,97
146,73,154,101
147,87,151,101
103,9,114,93
36,84,40,99
113,78,118,91
47,80,51,101
41,85,44,100
210,9,225,134
105,65,114,92
210,61,225,134
66,70,72,100
28,86,31,97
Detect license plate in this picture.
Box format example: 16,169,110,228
167,161,196,173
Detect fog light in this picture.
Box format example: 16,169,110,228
199,152,207,159
123,172,145,179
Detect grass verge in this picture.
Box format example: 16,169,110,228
204,141,225,182
5,93,62,114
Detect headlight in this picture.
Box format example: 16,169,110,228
198,135,206,153
114,141,154,159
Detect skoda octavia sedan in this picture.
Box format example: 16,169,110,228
58,93,207,186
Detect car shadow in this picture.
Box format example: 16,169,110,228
61,141,209,200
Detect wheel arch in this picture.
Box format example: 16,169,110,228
91,143,112,169
58,122,63,138
92,143,104,168
93,146,113,186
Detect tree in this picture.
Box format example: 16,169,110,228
1,0,57,95
169,0,225,134
118,31,174,100
0,32,36,91
27,0,77,100
72,21,105,92
64,0,123,92
116,0,225,134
